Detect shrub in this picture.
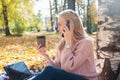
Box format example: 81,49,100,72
11,21,25,35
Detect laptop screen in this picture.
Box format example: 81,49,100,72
4,61,32,80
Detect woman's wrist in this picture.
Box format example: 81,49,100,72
46,57,55,65
44,54,50,60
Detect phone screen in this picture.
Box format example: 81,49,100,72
62,20,70,37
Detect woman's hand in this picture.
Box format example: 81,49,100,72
62,26,72,46
35,44,49,59
35,44,55,65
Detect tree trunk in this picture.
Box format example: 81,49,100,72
49,0,53,31
87,0,92,34
1,0,11,36
54,0,58,14
67,0,75,11
77,3,80,16
96,0,120,79
63,0,66,10
97,58,115,80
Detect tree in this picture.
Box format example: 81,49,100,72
49,0,53,31
97,0,120,79
63,0,67,10
0,0,34,36
54,0,58,14
87,0,92,34
68,0,76,11
1,0,11,36
87,0,98,33
30,10,43,32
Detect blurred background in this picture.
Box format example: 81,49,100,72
0,0,98,36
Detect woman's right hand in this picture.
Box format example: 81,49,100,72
35,44,49,59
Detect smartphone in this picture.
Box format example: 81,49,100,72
62,20,70,37
36,36,46,47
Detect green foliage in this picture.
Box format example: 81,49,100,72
0,0,34,35
91,22,97,32
0,14,4,28
76,0,83,5
27,26,38,32
11,20,25,35
28,12,43,32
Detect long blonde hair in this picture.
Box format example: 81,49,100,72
56,9,87,51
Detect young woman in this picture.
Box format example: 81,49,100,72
32,9,98,80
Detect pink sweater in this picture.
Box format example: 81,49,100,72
50,38,98,80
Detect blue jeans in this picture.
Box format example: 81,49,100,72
32,66,87,80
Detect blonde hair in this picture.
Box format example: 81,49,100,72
56,9,87,51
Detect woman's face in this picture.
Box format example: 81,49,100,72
58,17,66,36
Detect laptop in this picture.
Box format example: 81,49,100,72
4,61,33,80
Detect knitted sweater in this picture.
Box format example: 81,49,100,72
50,38,98,80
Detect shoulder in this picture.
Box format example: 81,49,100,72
72,38,93,54
72,38,94,51
77,38,93,45
72,38,93,50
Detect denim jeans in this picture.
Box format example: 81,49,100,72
32,66,87,80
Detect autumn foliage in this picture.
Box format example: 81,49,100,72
0,32,60,72
0,32,96,72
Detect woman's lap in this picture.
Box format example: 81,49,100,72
32,66,86,80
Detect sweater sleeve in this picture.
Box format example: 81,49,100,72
48,51,61,68
54,52,61,68
61,39,93,72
